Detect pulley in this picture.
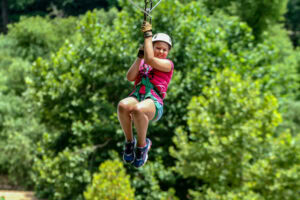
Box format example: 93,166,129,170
128,0,163,23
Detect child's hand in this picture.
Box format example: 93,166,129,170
141,21,152,33
137,44,144,58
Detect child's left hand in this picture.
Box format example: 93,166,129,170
141,21,152,33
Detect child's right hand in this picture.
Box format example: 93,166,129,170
137,44,144,58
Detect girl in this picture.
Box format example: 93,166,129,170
117,22,174,168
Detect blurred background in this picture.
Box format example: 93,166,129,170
0,0,299,199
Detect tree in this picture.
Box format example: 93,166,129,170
131,157,178,200
0,34,47,187
84,160,135,200
285,0,300,46
171,68,281,189
170,69,299,199
0,12,77,189
0,0,35,32
202,0,288,40
6,15,77,61
26,1,299,198
33,147,92,200
0,0,115,33
1,0,8,33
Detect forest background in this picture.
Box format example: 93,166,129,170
0,0,299,199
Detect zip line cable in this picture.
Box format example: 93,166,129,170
149,0,162,13
128,0,152,18
128,0,163,22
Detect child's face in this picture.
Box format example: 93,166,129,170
153,42,170,59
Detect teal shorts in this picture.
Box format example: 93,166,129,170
130,89,163,122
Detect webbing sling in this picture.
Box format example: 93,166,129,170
135,67,163,100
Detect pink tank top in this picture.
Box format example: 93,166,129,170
134,59,174,102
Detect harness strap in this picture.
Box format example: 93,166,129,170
135,76,163,100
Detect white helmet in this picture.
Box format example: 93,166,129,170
152,33,172,49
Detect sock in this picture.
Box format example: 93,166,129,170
137,143,147,149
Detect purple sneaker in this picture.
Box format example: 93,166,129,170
133,138,152,168
123,138,136,164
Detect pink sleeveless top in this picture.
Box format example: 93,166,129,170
133,59,174,104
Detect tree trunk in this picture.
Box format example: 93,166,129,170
1,0,8,33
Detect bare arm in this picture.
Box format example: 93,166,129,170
144,36,172,72
126,58,142,81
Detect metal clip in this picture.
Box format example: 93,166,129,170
128,0,163,24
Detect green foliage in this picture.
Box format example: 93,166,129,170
296,48,300,100
25,1,299,198
276,100,300,135
131,158,178,200
0,34,14,56
33,147,92,200
0,93,45,187
26,7,127,153
147,1,296,135
6,16,77,61
190,189,264,200
171,69,299,199
264,28,300,134
256,26,300,141
171,68,281,188
107,0,119,8
26,0,296,157
0,57,29,95
0,35,45,187
285,0,300,46
262,25,299,99
201,0,288,40
243,132,300,200
7,16,56,61
8,0,35,10
1,16,80,188
190,133,300,200
2,0,298,198
2,0,115,34
84,159,135,200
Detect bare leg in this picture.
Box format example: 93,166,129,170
131,99,156,147
117,97,139,142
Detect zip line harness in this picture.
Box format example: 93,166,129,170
128,0,164,101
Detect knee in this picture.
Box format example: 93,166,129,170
131,105,147,119
118,101,130,114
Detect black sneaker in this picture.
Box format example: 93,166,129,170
133,138,152,168
123,138,136,164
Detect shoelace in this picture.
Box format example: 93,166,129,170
125,142,134,154
135,148,144,159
